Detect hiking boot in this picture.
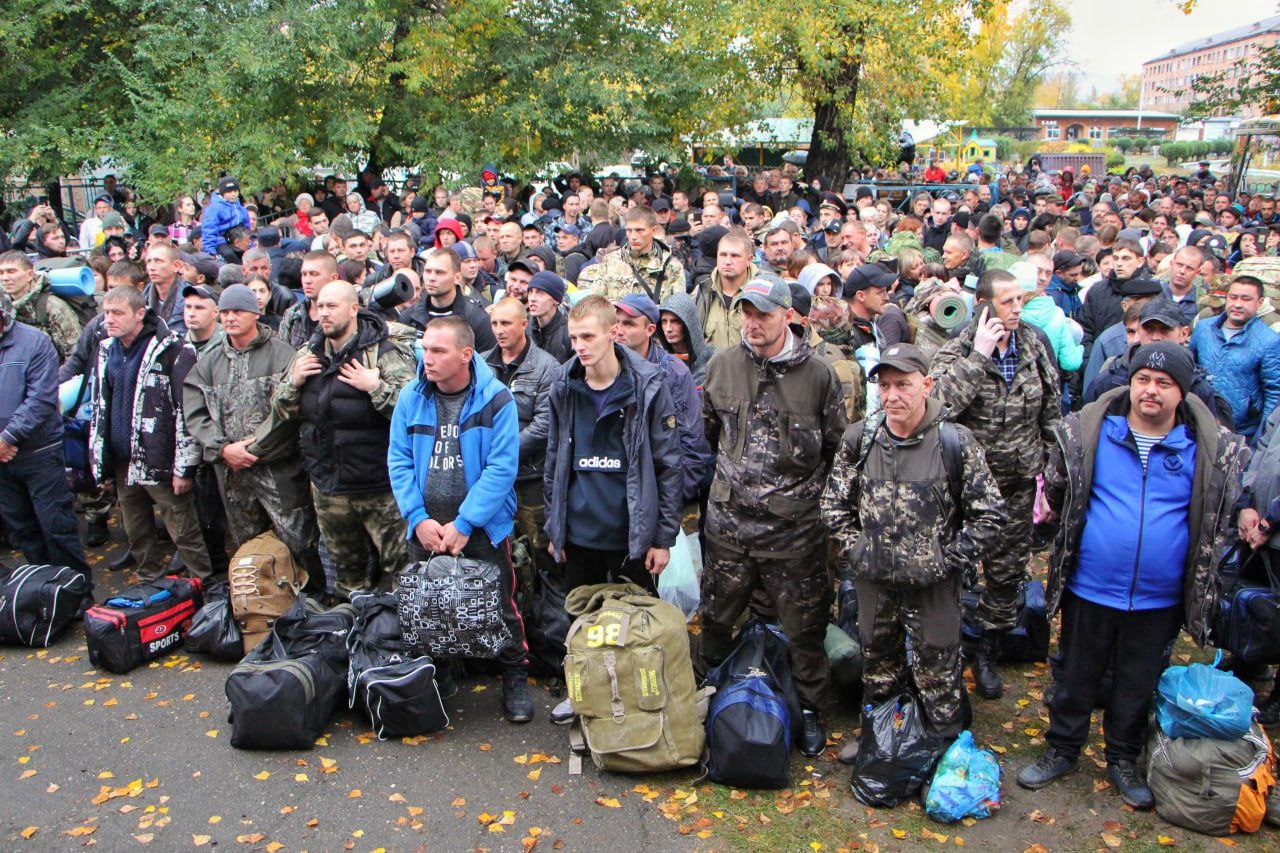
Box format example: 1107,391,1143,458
799,709,826,757
550,697,575,726
973,633,1004,699
108,549,136,572
502,670,533,724
1258,685,1280,726
85,520,110,548
837,739,860,765
1107,760,1154,810
1016,747,1078,790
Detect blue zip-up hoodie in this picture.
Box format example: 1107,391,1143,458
1070,416,1195,611
388,352,519,545
1189,313,1280,440
1046,274,1081,320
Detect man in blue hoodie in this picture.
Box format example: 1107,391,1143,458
388,315,531,723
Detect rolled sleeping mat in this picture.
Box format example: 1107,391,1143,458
930,293,970,331
370,272,415,309
47,265,96,298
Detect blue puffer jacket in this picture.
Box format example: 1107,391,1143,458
388,353,520,545
1189,314,1280,439
199,195,250,254
0,320,63,455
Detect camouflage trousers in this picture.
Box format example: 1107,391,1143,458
216,459,321,579
698,534,833,712
311,487,407,600
977,476,1036,632
855,575,969,737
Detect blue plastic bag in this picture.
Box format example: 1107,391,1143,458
924,731,1001,823
1155,650,1254,741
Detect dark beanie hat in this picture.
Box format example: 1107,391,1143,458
1128,341,1194,399
410,195,432,213
527,270,567,303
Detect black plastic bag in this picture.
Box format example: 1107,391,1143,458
185,581,244,661
849,693,950,807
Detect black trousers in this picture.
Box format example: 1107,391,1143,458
408,531,529,671
561,542,655,595
1046,590,1182,763
0,445,92,592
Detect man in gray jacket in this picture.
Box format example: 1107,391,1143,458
183,285,321,576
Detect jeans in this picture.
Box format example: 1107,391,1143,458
0,445,92,591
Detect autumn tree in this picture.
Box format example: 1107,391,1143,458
1170,42,1280,120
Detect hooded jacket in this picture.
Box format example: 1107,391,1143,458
544,345,682,560
89,313,200,486
658,291,716,388
695,263,761,350
1021,295,1084,372
0,316,63,457
1043,387,1248,644
644,341,714,504
1079,268,1157,355
182,323,300,466
1189,313,1280,440
199,194,251,254
1046,273,1081,320
432,219,465,249
388,352,520,546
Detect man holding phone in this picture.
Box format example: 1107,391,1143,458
929,269,1061,700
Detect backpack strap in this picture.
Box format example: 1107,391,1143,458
853,412,887,471
938,421,965,525
34,287,49,328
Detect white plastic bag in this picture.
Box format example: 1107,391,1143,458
659,530,702,619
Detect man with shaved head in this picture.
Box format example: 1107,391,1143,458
270,280,418,598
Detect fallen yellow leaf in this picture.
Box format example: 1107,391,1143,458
528,768,542,781
20,826,37,839
596,797,621,808
254,771,270,781
1158,837,1178,846
407,806,423,817
452,797,466,807
193,835,211,847
205,730,219,738
266,843,284,853
236,833,265,843
133,832,154,843
347,789,362,799
294,773,309,782
892,829,907,839
1101,833,1123,849
208,816,222,824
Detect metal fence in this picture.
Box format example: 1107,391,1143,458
2,177,110,232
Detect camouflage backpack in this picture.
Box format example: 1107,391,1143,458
815,339,867,423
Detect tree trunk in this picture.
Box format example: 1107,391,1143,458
364,16,414,178
804,50,862,190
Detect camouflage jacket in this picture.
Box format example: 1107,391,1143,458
928,322,1061,481
12,278,82,363
1043,386,1249,645
577,240,685,304
820,398,1006,585
695,264,760,351
182,324,300,466
702,333,847,553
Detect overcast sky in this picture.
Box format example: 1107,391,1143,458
1060,0,1278,93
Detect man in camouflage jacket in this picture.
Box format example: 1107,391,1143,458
577,206,684,304
699,278,847,757
822,344,1005,744
929,269,1061,700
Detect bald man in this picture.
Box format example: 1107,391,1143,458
270,280,418,598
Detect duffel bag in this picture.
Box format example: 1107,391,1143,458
962,580,1049,663
1214,548,1280,665
184,581,244,661
0,564,90,648
226,595,354,750
825,622,864,708
1147,719,1277,836
705,626,792,789
348,592,447,740
84,577,203,673
396,554,513,659
526,565,571,678
708,619,803,740
564,583,705,774
228,531,308,654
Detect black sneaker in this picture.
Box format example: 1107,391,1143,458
1016,747,1078,790
1107,760,1154,810
550,697,575,726
798,709,826,757
108,549,136,572
85,520,110,548
502,670,533,724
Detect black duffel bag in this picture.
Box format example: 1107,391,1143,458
226,596,354,750
0,564,90,648
348,592,448,740
526,566,571,677
184,581,243,661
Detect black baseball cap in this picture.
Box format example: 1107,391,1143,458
1053,249,1085,271
843,264,895,298
869,343,930,377
1138,298,1187,329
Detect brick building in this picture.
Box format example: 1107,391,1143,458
1031,109,1180,144
1142,15,1280,117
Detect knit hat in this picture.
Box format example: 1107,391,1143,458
450,240,477,261
527,270,567,303
1128,341,1194,399
101,211,126,230
217,284,261,315
410,195,432,214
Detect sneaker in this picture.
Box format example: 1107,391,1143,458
798,709,826,757
108,549,136,572
1107,760,1154,810
502,670,533,724
1016,747,1078,790
550,697,575,726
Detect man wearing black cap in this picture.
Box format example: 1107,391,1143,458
200,176,251,256
1078,238,1155,357
845,263,910,352
526,271,572,363
1047,250,1085,320
822,343,1005,748
699,277,848,756
1019,343,1247,810
929,269,1061,700
1085,298,1232,425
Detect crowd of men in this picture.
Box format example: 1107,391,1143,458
2,155,1279,812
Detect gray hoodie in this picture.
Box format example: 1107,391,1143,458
658,291,716,388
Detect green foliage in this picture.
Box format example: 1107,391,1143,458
994,136,1019,161
1112,137,1133,153
1172,43,1280,120
1131,137,1151,154
1160,141,1187,165
1105,150,1125,170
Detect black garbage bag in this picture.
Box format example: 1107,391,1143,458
185,581,243,661
849,693,950,807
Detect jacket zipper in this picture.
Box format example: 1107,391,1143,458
1128,442,1151,609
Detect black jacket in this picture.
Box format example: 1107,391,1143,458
532,309,572,363
398,288,497,352
1079,269,1157,356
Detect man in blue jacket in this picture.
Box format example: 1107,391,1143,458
1189,273,1280,443
200,176,251,256
388,315,532,723
0,293,91,589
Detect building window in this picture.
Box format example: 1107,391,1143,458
1046,124,1060,140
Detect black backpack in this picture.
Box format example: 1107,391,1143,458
526,565,572,678
35,287,99,327
347,592,448,740
0,564,90,648
705,623,793,789
853,412,964,514
226,596,354,750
